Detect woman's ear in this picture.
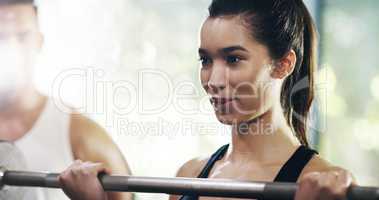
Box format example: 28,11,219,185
270,50,297,79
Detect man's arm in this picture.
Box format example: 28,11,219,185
69,113,133,200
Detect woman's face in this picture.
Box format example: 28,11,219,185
199,16,277,125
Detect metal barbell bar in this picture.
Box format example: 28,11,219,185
1,169,378,200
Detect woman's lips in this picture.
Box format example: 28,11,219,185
210,97,234,104
210,97,236,111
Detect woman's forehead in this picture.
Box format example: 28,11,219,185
200,17,249,45
199,17,266,55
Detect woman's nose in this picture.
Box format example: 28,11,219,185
207,65,227,93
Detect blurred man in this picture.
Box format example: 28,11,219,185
0,0,132,199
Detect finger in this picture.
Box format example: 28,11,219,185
334,170,353,198
320,170,349,200
58,171,78,198
73,160,83,166
59,162,80,184
89,162,110,174
67,161,97,177
319,171,338,189
295,172,320,200
58,175,74,196
73,162,109,177
337,170,353,188
61,160,84,176
321,172,341,199
61,160,83,173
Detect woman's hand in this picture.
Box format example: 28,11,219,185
58,160,109,200
295,169,354,200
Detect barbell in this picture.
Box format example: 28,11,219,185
1,141,378,200
0,169,379,200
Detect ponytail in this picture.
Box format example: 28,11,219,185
281,2,318,147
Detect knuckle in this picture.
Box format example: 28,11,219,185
331,168,348,177
331,171,340,177
302,173,320,185
79,165,90,173
58,174,69,183
81,168,92,176
336,168,346,174
60,170,70,178
74,160,83,165
71,167,82,175
301,172,318,181
83,161,93,166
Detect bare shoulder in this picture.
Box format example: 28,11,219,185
176,156,210,178
303,154,334,172
300,154,352,180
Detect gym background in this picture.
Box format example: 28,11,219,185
28,0,379,199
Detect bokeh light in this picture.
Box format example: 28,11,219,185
371,75,379,100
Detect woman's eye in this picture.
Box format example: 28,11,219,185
199,56,212,66
226,56,241,64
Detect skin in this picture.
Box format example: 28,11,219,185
0,4,132,200
57,12,355,200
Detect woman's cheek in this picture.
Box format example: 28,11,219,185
233,83,274,118
234,96,261,118
200,68,211,89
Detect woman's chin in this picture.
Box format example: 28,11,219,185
215,112,238,125
214,110,260,125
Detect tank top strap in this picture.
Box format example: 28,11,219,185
197,144,229,178
274,145,318,182
179,144,230,200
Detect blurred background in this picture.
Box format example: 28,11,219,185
30,0,379,199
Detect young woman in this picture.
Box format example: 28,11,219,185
58,0,355,200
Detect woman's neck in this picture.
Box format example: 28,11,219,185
227,104,300,163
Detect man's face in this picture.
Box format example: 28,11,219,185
0,4,42,107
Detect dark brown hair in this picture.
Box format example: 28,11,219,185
208,0,317,146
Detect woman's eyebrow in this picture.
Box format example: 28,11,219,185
220,45,248,54
198,48,208,55
198,46,248,55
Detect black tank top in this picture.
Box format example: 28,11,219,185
179,144,317,200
